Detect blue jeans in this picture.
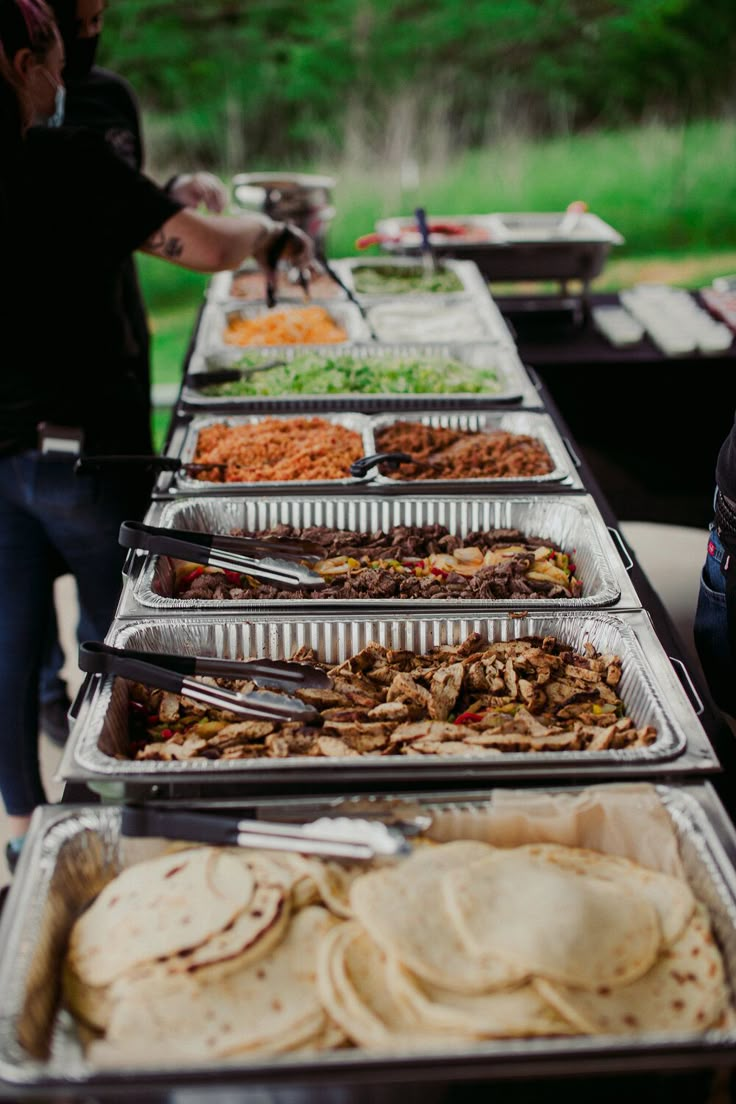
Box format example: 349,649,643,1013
0,451,146,816
694,526,734,714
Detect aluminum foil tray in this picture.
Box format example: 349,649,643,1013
169,412,375,495
330,256,489,301
197,298,371,357
367,410,581,490
180,341,539,413
61,611,717,786
0,783,734,1094
206,266,346,304
363,294,505,346
123,494,636,614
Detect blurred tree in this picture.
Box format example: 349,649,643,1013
99,0,736,168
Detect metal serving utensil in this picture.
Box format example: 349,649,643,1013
187,358,288,390
80,642,331,693
415,206,439,275
79,642,323,725
121,805,411,861
119,520,327,590
316,248,380,341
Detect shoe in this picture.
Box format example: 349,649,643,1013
5,841,20,876
40,696,70,748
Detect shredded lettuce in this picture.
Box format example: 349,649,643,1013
201,353,500,397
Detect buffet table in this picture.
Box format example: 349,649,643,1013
2,262,736,1102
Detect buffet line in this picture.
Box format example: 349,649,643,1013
1,248,734,1097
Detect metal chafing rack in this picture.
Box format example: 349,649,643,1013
180,341,540,413
0,783,734,1095
119,494,637,615
59,610,716,788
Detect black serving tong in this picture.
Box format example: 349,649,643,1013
79,642,322,724
349,451,413,478
118,520,327,590
415,206,439,275
265,224,311,307
121,805,411,861
75,455,229,478
316,246,380,342
80,641,331,693
187,357,288,390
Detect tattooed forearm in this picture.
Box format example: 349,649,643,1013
145,229,184,259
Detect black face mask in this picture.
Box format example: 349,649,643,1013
63,35,100,81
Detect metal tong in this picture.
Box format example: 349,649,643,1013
119,520,327,590
316,248,380,342
121,805,411,861
80,642,324,725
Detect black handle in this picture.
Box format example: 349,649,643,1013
349,452,412,478
121,805,237,845
75,455,181,475
414,207,438,271
265,225,294,308
187,367,244,389
78,641,186,697
119,520,214,565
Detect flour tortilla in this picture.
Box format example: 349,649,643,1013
62,960,112,1033
164,883,289,980
386,961,578,1037
518,843,695,946
291,857,365,919
68,850,255,987
317,921,451,1049
96,906,336,1063
350,841,527,993
443,849,661,989
534,904,728,1035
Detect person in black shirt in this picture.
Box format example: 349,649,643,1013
0,0,313,870
38,0,228,744
694,420,736,715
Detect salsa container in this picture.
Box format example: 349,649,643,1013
180,341,540,413
0,783,733,1096
60,610,716,789
119,494,638,614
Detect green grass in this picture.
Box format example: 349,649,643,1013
326,118,736,258
137,117,736,451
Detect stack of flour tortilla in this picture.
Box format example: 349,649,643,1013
61,839,731,1067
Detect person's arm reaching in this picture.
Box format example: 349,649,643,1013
139,208,314,275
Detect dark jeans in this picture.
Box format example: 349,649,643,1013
0,451,143,816
694,525,734,715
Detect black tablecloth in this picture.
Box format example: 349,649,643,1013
498,292,736,527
